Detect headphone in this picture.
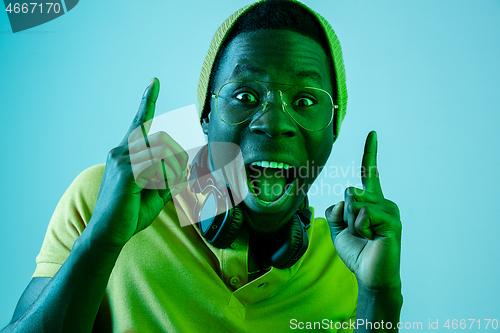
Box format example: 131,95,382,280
189,145,312,269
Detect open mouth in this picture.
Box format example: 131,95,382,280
246,160,297,204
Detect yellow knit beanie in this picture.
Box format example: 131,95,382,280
197,0,347,141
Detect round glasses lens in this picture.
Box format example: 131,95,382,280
216,81,266,124
284,86,334,131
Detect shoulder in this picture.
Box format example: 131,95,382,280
72,164,105,189
32,165,106,277
53,164,106,222
66,164,105,199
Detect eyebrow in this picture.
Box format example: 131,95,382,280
232,63,266,76
294,70,324,86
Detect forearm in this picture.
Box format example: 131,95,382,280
2,222,123,333
354,280,403,333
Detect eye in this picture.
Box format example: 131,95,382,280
235,92,258,104
293,97,315,108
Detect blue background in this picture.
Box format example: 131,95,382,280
1,0,499,330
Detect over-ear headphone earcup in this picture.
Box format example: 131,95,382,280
210,205,244,248
260,215,309,269
191,145,244,249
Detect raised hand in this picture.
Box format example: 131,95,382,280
90,78,188,249
326,131,402,289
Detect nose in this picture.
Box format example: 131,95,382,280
249,90,297,138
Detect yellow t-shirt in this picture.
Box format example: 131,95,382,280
34,164,357,332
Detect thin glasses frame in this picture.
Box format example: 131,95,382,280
211,80,338,132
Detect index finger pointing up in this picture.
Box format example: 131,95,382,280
361,130,384,197
120,77,160,147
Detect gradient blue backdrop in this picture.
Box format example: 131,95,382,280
1,0,499,330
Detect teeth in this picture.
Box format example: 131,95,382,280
251,161,292,169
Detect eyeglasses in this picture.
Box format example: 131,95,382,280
211,81,338,132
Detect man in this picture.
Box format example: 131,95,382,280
2,0,402,332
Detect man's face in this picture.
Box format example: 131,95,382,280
202,29,335,232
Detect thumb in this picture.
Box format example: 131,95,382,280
120,77,160,147
141,77,160,130
325,201,346,244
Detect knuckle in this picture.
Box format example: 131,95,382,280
325,206,334,219
149,131,160,141
346,201,357,213
388,205,399,217
353,216,364,229
386,198,397,208
107,147,121,160
394,205,401,217
181,151,189,163
158,131,170,143
344,187,353,196
353,187,364,196
386,199,400,216
118,155,132,168
345,186,363,198
349,225,359,236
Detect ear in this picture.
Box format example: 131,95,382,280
202,116,210,135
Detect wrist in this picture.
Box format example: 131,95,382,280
356,278,403,330
357,280,403,307
74,222,125,264
357,276,402,292
85,208,135,249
